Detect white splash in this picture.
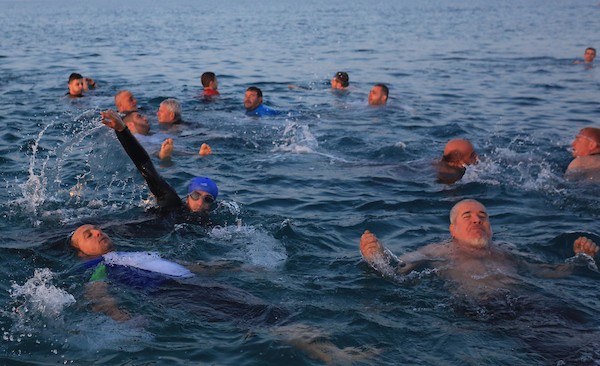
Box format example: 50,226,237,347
209,222,287,269
10,268,76,319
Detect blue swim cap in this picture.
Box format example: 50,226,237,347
187,177,218,199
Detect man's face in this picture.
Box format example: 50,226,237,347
125,112,149,135
331,78,343,90
71,224,113,257
571,133,596,157
68,79,84,97
186,190,214,213
157,104,175,123
116,92,137,112
584,49,596,63
368,86,387,106
449,201,492,249
244,90,262,111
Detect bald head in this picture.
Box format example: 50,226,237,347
442,139,478,167
571,127,600,157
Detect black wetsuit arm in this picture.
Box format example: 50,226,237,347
115,128,182,210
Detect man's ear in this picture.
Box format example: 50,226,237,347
169,111,175,121
449,224,456,238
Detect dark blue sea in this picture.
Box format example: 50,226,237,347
1,0,600,364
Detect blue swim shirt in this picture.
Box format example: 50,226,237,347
246,104,281,117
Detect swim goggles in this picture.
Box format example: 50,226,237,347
188,191,215,204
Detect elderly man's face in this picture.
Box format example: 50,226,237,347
116,92,137,113
157,104,175,123
449,201,492,249
571,133,597,157
244,90,262,111
71,224,113,257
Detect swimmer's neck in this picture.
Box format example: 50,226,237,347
451,240,492,257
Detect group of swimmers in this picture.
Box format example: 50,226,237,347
60,48,599,362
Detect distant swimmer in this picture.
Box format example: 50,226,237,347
244,86,280,117
201,72,219,96
565,127,600,182
435,139,478,184
100,109,218,219
367,84,388,106
331,71,349,90
114,90,149,135
66,73,84,98
574,47,596,64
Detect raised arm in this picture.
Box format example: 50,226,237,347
100,110,182,211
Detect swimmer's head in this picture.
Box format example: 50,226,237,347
572,127,600,157
331,71,349,89
71,224,113,257
368,84,389,106
442,139,478,167
68,73,84,97
186,177,218,213
201,72,218,90
114,90,137,113
449,199,492,250
584,47,596,63
157,98,181,123
244,87,263,111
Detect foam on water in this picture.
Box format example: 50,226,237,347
9,268,75,334
209,221,287,269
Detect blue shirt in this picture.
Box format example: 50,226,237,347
246,104,281,117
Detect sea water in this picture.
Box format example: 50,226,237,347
1,0,600,364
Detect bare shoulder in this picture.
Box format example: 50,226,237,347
418,242,451,257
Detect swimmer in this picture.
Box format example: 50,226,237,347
70,224,374,364
244,86,280,117
367,84,388,106
67,73,84,98
359,199,599,362
201,72,219,96
435,139,478,184
331,71,349,90
100,109,217,218
156,98,182,124
574,47,596,64
114,90,149,135
359,199,598,297
565,127,600,182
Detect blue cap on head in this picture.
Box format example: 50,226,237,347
187,177,218,199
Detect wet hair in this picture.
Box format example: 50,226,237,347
449,199,485,225
160,98,182,120
246,86,262,98
201,72,216,87
374,83,389,98
335,72,349,87
69,73,83,83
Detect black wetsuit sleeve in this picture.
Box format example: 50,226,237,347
115,128,183,211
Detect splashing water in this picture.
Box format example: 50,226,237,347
209,221,287,268
10,268,76,320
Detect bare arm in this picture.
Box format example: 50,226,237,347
84,281,130,321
